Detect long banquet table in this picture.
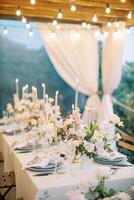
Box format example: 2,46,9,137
0,132,134,200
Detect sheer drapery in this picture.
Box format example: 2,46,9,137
99,22,126,121
38,23,99,123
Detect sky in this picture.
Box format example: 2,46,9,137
0,19,134,62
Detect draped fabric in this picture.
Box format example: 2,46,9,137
99,22,126,121
38,23,99,123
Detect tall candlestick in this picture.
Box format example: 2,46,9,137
22,86,26,99
25,84,28,93
55,90,59,107
42,83,46,112
32,86,36,103
15,78,19,99
45,94,48,121
75,79,79,109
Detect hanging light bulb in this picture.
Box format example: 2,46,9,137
92,14,98,23
107,22,112,27
127,11,132,19
3,27,8,34
87,23,91,29
52,19,57,26
29,29,34,37
57,9,63,19
22,16,27,23
26,22,30,29
105,3,111,14
30,0,36,5
81,22,87,28
120,0,126,2
70,1,77,12
56,24,61,30
16,6,21,16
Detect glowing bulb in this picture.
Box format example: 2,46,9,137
22,16,27,23
26,22,30,29
120,0,126,2
56,24,61,30
87,23,91,29
52,19,57,26
30,0,36,5
57,9,63,19
105,4,111,14
92,14,98,23
16,7,21,16
3,27,8,34
70,2,77,12
82,22,87,28
29,30,34,37
127,11,132,19
107,22,112,27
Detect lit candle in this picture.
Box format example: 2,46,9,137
15,78,19,99
75,79,79,109
22,86,26,99
32,86,36,103
55,90,59,107
45,94,48,121
42,83,46,111
25,84,28,93
72,104,74,111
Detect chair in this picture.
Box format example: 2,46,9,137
117,132,134,152
0,172,16,200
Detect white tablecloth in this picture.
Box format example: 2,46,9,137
0,132,134,200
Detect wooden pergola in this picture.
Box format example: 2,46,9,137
0,0,134,27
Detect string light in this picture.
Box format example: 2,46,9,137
70,1,77,12
120,0,126,2
3,27,8,34
92,14,98,23
127,11,132,19
16,6,21,16
30,0,36,5
52,19,58,26
29,29,34,37
82,22,87,28
57,9,63,19
26,22,30,29
105,3,111,14
87,23,91,29
22,16,27,23
56,24,61,30
107,22,112,27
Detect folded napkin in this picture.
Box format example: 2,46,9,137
97,151,127,161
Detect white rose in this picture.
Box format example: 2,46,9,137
112,192,131,200
84,141,94,153
45,123,55,133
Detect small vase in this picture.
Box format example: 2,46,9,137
80,155,91,171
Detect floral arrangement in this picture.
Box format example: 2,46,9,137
67,171,131,200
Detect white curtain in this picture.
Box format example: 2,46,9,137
99,22,126,121
38,23,99,123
